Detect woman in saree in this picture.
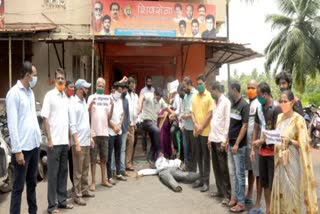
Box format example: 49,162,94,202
270,90,318,214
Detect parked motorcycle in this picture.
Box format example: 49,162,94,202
309,107,320,149
0,98,13,193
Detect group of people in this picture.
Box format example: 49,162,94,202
5,60,318,214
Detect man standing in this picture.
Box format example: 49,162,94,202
190,74,213,192
252,82,282,214
7,61,41,214
126,77,139,171
201,15,216,39
245,80,261,206
181,77,197,172
69,79,94,206
140,76,155,95
227,82,249,213
120,82,130,177
107,82,126,183
42,68,73,213
275,71,303,116
207,81,231,205
137,88,173,165
88,77,113,191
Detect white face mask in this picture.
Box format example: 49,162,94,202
113,91,121,100
29,76,38,88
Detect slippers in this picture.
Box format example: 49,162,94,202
249,208,263,214
58,203,74,209
245,198,253,204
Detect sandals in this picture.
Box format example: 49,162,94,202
48,209,61,214
89,183,96,191
249,208,263,214
58,203,74,209
230,203,245,213
222,198,230,205
228,198,238,207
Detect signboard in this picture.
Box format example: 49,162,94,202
0,0,3,28
91,0,216,38
264,129,282,145
167,80,179,93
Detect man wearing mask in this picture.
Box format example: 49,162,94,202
275,71,303,116
126,77,139,171
140,76,154,95
64,80,75,196
227,82,249,213
88,78,113,191
251,82,282,214
120,82,130,177
245,80,262,207
181,77,197,172
207,81,231,205
41,68,73,213
7,61,41,214
190,74,214,192
69,79,94,206
107,82,126,184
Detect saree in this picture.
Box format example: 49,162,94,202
270,112,318,214
158,109,172,158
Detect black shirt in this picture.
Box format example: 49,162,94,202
228,97,249,147
201,29,216,39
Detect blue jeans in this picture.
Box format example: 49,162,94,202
228,145,246,204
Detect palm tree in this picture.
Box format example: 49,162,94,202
264,0,320,92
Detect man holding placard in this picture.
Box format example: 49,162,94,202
251,82,282,214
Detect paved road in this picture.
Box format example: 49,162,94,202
1,148,319,214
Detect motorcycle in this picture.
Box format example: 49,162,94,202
0,98,13,193
309,107,320,149
303,104,316,128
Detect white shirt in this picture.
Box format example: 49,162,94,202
69,95,90,146
41,88,69,146
108,94,123,136
140,86,155,96
247,98,260,143
141,93,168,122
126,92,139,126
208,95,231,143
88,94,111,137
6,80,41,153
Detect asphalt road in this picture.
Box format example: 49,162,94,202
0,147,319,214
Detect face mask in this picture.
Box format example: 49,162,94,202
197,84,205,93
257,95,266,105
179,94,185,99
128,88,132,93
280,102,292,113
56,82,65,92
96,88,104,95
29,76,38,88
66,89,74,97
185,89,190,94
82,88,87,98
114,91,121,100
211,94,217,100
121,91,127,98
147,84,152,89
246,89,257,100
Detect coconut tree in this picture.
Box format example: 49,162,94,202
264,0,320,92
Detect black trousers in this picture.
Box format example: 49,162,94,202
68,148,74,186
183,130,197,172
195,135,210,185
47,145,69,212
141,120,160,162
211,142,231,198
107,134,122,178
10,147,39,214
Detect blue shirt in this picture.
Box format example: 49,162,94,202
121,95,130,133
69,95,90,146
6,80,41,153
183,88,196,130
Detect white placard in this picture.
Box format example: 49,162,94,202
95,94,110,107
167,80,179,94
264,129,282,145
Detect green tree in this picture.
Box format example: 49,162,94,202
264,0,320,92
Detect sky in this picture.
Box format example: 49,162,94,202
216,0,280,81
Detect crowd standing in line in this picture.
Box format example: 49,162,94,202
6,61,318,214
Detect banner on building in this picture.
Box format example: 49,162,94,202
91,0,216,38
0,0,4,28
